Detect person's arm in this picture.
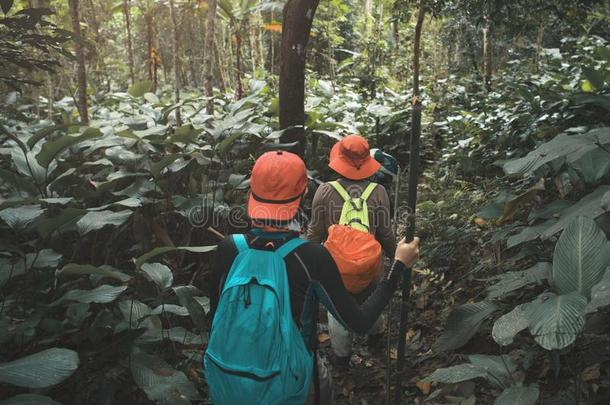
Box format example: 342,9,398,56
209,237,237,321
374,185,397,258
306,183,330,243
307,238,418,334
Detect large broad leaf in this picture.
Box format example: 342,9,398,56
552,216,610,296
0,0,14,14
425,363,488,384
130,351,200,404
173,285,208,333
35,128,103,168
433,301,498,352
140,263,173,290
56,264,131,283
0,394,61,405
76,210,133,235
117,299,160,330
525,292,587,350
0,205,44,230
486,262,551,299
128,80,153,97
585,265,610,313
495,385,539,405
0,348,78,388
135,245,216,268
503,128,610,181
492,304,530,346
468,354,516,388
0,249,62,287
52,285,128,306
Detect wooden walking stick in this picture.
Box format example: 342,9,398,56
393,2,425,404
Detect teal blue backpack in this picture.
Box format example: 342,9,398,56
204,234,313,405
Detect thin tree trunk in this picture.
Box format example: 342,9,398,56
214,34,227,93
146,12,154,82
123,0,135,85
394,2,425,403
483,16,492,91
47,74,53,121
68,0,89,124
235,21,244,99
203,0,218,114
169,0,182,126
279,0,321,157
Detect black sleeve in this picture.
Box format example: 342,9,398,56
300,244,405,334
209,236,237,321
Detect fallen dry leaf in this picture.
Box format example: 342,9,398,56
416,379,431,395
581,363,600,382
318,333,330,343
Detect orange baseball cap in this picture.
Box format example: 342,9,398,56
247,151,308,221
329,135,381,180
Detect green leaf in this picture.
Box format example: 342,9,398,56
52,285,128,306
495,385,539,405
140,263,173,290
582,66,605,90
36,207,86,238
0,168,39,196
117,299,159,329
492,304,530,346
173,285,208,332
526,292,587,350
0,348,79,388
128,80,153,97
36,128,103,168
486,262,551,299
433,301,498,352
56,264,131,282
27,124,70,149
425,363,488,384
468,354,516,388
150,154,183,178
0,394,61,405
135,245,216,268
137,326,204,346
76,210,133,235
503,128,610,181
150,304,189,317
0,205,45,230
585,265,610,313
552,216,610,296
0,0,14,14
130,351,200,403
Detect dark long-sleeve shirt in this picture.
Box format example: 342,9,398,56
306,179,396,257
209,231,405,350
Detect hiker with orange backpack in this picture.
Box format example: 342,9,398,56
307,135,398,371
204,150,419,405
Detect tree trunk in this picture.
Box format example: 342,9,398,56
68,0,89,124
394,2,425,403
47,74,53,121
146,12,154,82
203,0,218,114
483,16,492,91
123,0,135,85
279,0,321,157
169,0,182,126
234,21,244,99
214,33,227,93
533,21,544,72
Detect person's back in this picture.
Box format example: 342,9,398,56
307,135,397,370
205,150,419,405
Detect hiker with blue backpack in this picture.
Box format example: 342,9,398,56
204,150,419,405
307,135,398,371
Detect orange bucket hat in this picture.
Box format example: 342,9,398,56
247,151,308,222
329,135,381,180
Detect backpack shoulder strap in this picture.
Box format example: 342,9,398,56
232,234,249,253
361,182,378,202
275,237,307,258
329,181,351,202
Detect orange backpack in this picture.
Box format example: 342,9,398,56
324,181,383,294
